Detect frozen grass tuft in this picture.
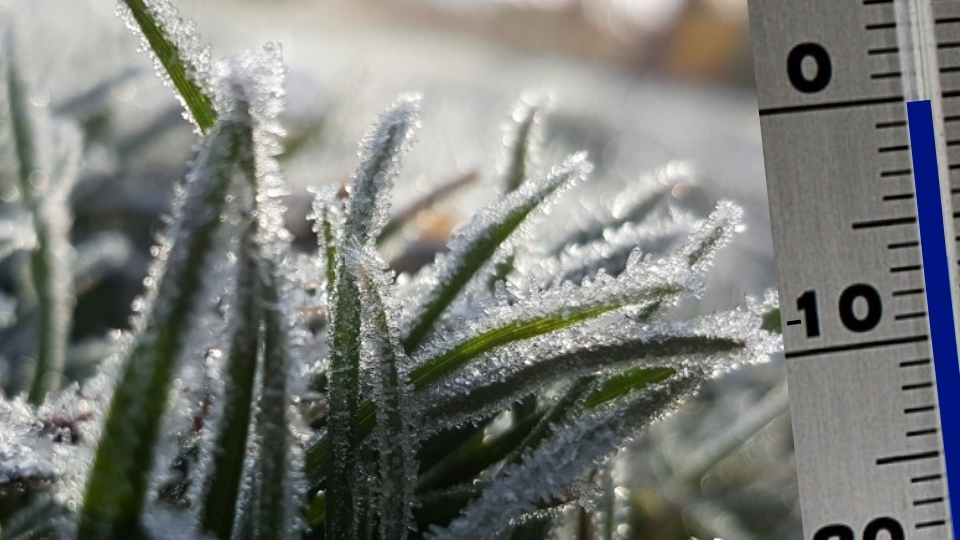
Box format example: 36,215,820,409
0,1,783,539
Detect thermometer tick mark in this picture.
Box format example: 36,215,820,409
912,474,943,484
900,357,932,368
853,216,917,229
876,450,940,465
891,264,923,273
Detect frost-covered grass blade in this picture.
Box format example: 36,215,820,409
199,224,260,540
77,114,250,540
354,247,417,539
2,26,80,405
401,153,592,353
326,96,420,539
117,0,216,131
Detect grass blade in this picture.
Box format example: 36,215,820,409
409,266,690,391
432,376,702,540
344,95,420,246
308,186,344,299
354,248,417,539
252,257,294,540
77,115,248,540
116,0,216,132
500,95,543,193
3,29,80,404
199,224,260,540
326,96,419,540
401,153,592,353
422,330,728,434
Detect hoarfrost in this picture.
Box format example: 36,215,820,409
518,215,694,291
409,241,701,394
428,376,703,540
419,301,780,434
114,0,214,131
344,95,421,246
351,245,418,538
307,184,345,300
401,153,593,351
549,160,694,254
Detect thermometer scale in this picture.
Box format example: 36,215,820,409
747,0,960,537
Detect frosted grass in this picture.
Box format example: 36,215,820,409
0,2,785,536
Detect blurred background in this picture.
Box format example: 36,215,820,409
6,0,797,538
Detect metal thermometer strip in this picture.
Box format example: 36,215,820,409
934,0,960,270
747,0,950,537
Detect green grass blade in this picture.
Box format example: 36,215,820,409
304,277,686,489
344,95,420,245
3,30,80,405
253,258,293,540
117,0,216,132
199,225,261,540
26,126,79,404
416,411,544,493
409,283,683,391
402,153,592,353
584,366,676,409
77,116,247,540
308,186,343,298
501,377,596,467
355,249,416,538
326,254,363,540
683,200,743,272
326,97,419,540
423,331,731,431
432,376,702,540
501,96,542,193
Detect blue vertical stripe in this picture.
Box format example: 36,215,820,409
908,99,960,532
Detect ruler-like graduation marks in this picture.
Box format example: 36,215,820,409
747,0,960,537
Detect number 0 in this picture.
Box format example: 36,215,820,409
838,284,882,332
787,42,832,93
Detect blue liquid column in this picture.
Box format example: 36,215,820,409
908,99,960,534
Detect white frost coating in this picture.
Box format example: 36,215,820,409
142,507,218,540
410,242,701,383
0,397,56,486
401,153,593,347
0,369,114,511
428,377,703,540
217,44,308,539
682,200,744,274
419,299,782,434
114,0,214,131
517,215,695,291
545,159,694,255
307,184,345,299
345,95,421,245
350,245,418,537
212,43,289,239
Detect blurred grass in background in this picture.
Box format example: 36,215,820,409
3,0,797,538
